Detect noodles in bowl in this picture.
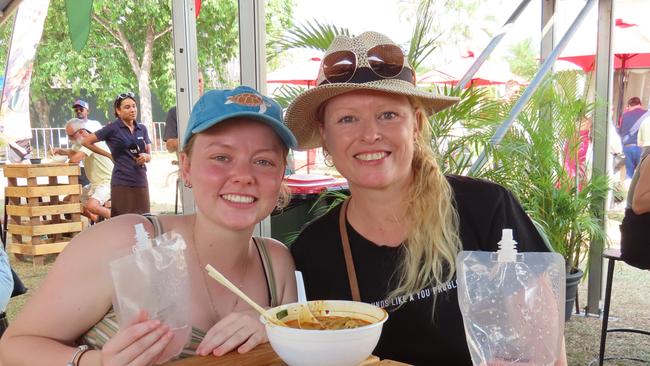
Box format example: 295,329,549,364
261,300,388,366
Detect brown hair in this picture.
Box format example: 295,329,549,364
628,97,642,107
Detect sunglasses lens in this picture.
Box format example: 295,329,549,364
323,50,356,83
367,44,404,78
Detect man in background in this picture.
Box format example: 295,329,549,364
618,97,646,182
53,119,113,222
72,99,102,131
72,99,103,186
163,73,204,152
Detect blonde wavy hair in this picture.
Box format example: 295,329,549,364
385,97,462,306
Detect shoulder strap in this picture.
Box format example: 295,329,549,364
253,237,279,307
142,214,163,237
339,198,361,301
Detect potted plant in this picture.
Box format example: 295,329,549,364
474,73,610,320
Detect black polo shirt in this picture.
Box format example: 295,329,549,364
95,118,151,187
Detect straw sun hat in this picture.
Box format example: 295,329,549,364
284,31,460,150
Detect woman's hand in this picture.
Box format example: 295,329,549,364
135,153,150,166
101,311,173,366
196,309,267,357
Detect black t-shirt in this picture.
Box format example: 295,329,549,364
290,175,549,366
163,106,178,141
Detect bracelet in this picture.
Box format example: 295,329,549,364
66,345,89,366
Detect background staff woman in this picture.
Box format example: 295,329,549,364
83,92,152,216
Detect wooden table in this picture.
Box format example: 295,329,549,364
165,343,409,366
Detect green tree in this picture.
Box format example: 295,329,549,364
504,37,538,80
0,13,14,70
26,0,293,131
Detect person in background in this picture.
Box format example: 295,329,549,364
72,99,103,132
620,148,650,270
72,99,104,187
0,245,14,337
563,117,592,190
618,97,646,182
0,86,298,365
82,92,152,216
164,73,205,153
53,119,114,222
636,107,650,155
284,31,566,365
629,149,650,215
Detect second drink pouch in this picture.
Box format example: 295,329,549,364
457,229,565,366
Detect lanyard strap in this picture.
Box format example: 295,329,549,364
339,198,361,301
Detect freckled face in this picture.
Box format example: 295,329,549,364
320,90,418,191
181,119,286,231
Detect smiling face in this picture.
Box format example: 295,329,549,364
320,90,419,192
180,119,286,231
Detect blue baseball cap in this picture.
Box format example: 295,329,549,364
182,86,297,149
72,99,89,109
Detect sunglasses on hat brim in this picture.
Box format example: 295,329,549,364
320,44,415,86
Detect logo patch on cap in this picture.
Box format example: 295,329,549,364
225,92,271,113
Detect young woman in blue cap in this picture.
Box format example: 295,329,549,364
285,31,567,365
0,86,298,365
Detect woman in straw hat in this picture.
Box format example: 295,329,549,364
286,31,567,365
0,87,298,365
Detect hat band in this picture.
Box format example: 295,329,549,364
318,66,415,87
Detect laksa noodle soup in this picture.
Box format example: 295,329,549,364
271,300,387,330
284,315,371,330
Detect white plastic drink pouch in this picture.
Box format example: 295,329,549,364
109,224,191,364
457,229,565,366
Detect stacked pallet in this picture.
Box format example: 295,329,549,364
4,163,83,265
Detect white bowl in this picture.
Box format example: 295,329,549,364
261,300,388,366
52,155,68,163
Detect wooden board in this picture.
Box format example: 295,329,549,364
3,163,80,178
7,241,69,255
5,184,81,198
8,221,83,236
6,202,82,216
165,343,410,366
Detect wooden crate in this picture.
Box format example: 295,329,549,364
3,163,83,265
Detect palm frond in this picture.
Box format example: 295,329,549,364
270,19,352,56
270,84,307,108
407,0,440,71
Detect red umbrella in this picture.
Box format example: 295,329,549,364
418,51,523,88
559,19,650,71
267,56,321,88
560,18,650,124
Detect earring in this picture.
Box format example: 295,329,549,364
322,149,334,168
183,181,192,188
